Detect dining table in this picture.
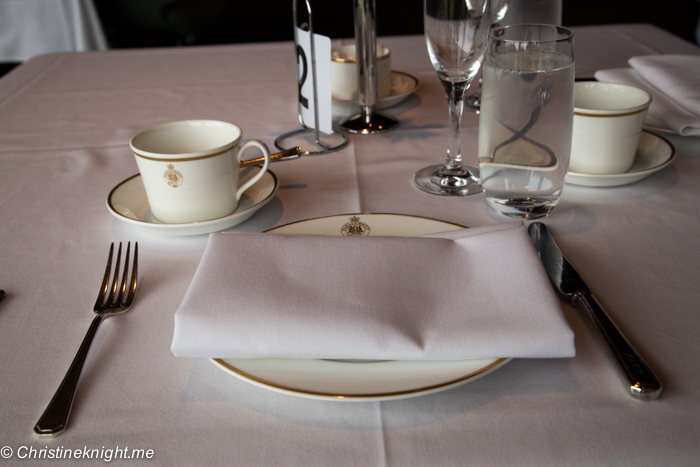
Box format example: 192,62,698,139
1,23,699,466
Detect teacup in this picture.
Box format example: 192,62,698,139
331,44,391,101
570,82,652,174
130,120,270,223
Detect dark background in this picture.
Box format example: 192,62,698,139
92,0,700,48
0,0,698,78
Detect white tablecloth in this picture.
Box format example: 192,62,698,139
1,24,699,466
0,0,106,62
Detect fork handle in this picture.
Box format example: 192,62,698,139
34,314,105,437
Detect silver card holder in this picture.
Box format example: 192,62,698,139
275,0,348,155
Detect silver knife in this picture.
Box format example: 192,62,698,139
528,222,662,401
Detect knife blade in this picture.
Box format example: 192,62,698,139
528,222,662,401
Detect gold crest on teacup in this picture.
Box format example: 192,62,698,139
164,164,183,188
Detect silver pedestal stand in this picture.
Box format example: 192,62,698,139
275,0,347,155
339,0,399,134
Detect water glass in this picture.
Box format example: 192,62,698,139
478,24,574,218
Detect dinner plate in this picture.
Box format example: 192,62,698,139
332,71,419,116
565,130,676,187
211,213,511,402
106,167,278,236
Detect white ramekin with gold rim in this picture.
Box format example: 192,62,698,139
570,82,652,174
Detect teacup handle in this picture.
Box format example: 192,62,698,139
235,139,270,200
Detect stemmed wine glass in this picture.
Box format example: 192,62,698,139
414,0,492,196
465,0,510,111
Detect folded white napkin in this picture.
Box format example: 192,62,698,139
629,55,700,117
595,55,700,136
171,223,575,360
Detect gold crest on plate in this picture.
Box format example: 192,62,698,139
341,216,370,236
163,164,183,187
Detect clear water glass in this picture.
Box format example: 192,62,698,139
414,0,491,196
478,25,574,218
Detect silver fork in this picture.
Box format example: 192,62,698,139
34,242,138,437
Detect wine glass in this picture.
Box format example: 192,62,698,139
465,0,510,111
414,0,492,196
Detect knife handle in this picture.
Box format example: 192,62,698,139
573,291,662,400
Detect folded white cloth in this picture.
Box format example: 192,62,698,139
171,223,575,360
629,55,700,118
595,55,700,136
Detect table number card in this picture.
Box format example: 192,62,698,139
295,27,332,135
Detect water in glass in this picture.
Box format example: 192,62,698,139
478,25,574,218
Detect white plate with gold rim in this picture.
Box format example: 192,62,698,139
106,167,278,236
211,213,511,402
332,71,419,116
565,130,676,187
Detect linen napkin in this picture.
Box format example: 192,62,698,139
171,222,575,360
594,55,700,136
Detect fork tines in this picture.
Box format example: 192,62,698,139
94,242,138,311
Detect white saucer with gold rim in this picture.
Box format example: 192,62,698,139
566,130,675,187
106,167,278,236
332,71,419,116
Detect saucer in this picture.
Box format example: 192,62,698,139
332,71,419,115
106,167,278,236
566,130,676,187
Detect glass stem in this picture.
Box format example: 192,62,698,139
441,79,469,172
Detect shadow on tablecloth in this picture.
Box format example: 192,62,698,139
179,356,580,431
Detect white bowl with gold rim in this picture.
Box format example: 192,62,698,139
570,82,652,174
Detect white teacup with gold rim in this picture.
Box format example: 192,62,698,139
331,44,391,100
130,120,270,224
570,82,652,174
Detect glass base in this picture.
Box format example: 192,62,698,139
413,164,483,196
340,111,399,134
275,128,348,155
485,196,559,219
